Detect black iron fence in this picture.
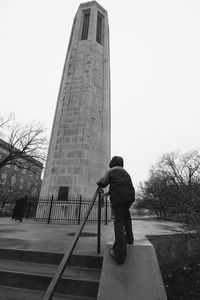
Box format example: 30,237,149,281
24,195,111,224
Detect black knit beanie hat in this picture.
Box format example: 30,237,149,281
109,156,124,168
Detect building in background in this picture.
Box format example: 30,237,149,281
40,1,111,200
0,138,43,206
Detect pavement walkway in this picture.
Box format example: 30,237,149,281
0,217,185,255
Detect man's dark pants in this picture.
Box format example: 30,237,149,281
112,203,134,262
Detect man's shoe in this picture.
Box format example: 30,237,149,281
109,248,124,265
127,240,134,245
126,236,134,245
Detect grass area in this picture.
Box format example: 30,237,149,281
163,262,200,300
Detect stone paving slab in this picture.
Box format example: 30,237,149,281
0,217,185,254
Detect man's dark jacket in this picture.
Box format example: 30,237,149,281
97,156,135,207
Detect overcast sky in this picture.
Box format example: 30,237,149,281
1,0,200,188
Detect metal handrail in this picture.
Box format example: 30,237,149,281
42,187,103,300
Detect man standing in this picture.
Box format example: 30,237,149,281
12,194,27,222
97,156,135,264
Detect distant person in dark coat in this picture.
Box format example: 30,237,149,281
97,156,135,264
12,194,27,222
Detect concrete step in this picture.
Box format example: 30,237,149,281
0,270,99,298
0,248,103,268
0,259,101,281
0,285,96,300
0,248,103,299
0,261,100,298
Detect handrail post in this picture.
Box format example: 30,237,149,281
105,195,108,225
48,195,54,224
97,189,102,254
77,195,82,225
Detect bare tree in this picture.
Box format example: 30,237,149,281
135,171,174,218
159,151,200,227
0,114,13,130
159,151,200,187
0,118,47,170
136,151,200,228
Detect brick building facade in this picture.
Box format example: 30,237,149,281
0,138,43,207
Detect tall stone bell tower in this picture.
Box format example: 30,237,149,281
40,1,111,199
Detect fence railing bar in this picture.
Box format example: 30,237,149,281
42,187,101,300
97,190,102,253
77,195,82,225
47,195,54,224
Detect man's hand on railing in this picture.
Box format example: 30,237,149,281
102,192,110,199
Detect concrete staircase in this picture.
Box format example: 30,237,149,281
0,248,103,300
